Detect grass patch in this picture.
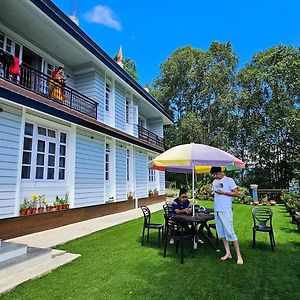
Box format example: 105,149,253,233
1,204,300,300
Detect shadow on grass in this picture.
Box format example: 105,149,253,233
279,226,299,234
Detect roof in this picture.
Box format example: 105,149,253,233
30,0,173,124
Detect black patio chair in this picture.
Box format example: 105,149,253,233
163,203,173,236
252,207,275,251
140,206,164,246
163,218,193,264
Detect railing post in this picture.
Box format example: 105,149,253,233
70,90,73,109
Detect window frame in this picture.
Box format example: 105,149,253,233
21,121,67,182
148,156,156,182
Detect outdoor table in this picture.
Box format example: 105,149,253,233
173,213,220,252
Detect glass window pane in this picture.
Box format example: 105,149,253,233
60,145,66,156
36,167,44,179
23,137,32,150
59,169,65,180
48,155,55,166
48,129,56,138
37,153,44,165
24,123,33,136
21,166,30,179
59,157,65,168
49,143,56,154
37,140,45,152
0,33,4,49
60,133,66,143
22,152,31,164
15,44,20,58
47,168,54,179
38,126,47,135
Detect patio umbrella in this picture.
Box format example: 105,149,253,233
148,143,245,213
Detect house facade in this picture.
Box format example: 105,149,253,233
0,0,172,221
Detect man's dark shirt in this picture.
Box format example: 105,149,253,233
172,198,191,214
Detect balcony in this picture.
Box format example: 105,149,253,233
136,124,164,148
0,63,98,119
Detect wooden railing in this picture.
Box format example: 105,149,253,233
0,62,98,119
136,124,164,148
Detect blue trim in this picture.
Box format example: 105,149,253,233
0,87,164,153
29,0,173,123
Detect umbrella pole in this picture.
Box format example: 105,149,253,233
192,166,195,216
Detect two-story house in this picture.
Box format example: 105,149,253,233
0,0,172,236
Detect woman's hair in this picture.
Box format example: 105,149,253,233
179,187,187,196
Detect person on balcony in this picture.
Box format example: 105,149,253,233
49,66,67,103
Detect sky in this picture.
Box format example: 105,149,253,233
53,0,300,85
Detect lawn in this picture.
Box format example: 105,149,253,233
1,203,300,300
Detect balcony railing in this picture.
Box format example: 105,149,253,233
0,62,98,119
136,124,164,148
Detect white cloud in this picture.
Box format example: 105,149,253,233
84,5,122,31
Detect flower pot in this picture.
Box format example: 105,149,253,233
31,207,37,214
20,209,26,216
26,208,32,215
46,206,52,213
66,204,69,209
38,207,44,214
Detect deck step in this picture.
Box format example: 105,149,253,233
0,246,52,278
0,250,80,295
0,242,27,263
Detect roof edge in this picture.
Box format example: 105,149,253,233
29,0,173,124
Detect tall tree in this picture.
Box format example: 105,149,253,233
236,45,300,188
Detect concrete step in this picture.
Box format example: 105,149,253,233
0,242,27,263
0,250,80,295
0,246,52,278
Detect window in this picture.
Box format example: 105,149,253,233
105,79,111,112
148,156,156,182
125,93,130,124
126,149,130,181
0,32,22,58
21,122,67,181
0,32,4,50
105,143,110,180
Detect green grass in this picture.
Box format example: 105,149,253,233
1,203,300,300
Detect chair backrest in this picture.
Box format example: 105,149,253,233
194,204,206,214
163,203,173,216
166,218,184,235
141,206,151,225
252,207,273,228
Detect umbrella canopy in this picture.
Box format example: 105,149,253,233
148,143,245,171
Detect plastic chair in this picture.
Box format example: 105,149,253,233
252,207,275,251
163,218,193,264
140,206,164,246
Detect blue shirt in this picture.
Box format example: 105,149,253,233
172,198,191,214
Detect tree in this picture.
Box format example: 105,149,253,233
236,45,300,188
154,42,238,150
114,54,138,80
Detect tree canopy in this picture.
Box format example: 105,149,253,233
154,43,300,188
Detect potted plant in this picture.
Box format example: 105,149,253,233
127,191,135,201
148,190,153,197
63,193,69,209
31,194,39,214
46,202,53,213
20,201,29,216
37,194,46,214
153,188,159,196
